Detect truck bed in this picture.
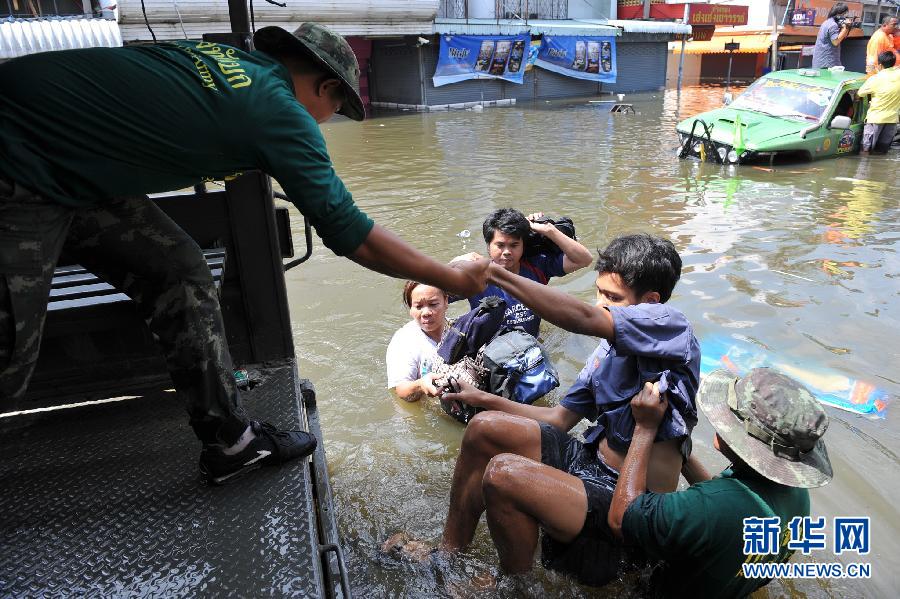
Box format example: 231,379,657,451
0,361,343,597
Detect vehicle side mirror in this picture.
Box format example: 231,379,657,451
723,92,733,105
829,115,851,129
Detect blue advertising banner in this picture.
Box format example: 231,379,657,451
433,34,531,87
535,35,617,83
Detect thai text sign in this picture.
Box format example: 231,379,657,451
535,36,617,83
433,34,531,87
689,4,749,26
619,3,748,25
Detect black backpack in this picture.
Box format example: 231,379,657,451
525,216,577,257
436,296,506,364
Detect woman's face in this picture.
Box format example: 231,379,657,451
409,285,448,336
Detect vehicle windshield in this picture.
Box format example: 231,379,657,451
731,77,835,122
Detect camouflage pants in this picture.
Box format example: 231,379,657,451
0,178,248,445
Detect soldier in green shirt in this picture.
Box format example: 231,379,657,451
608,369,833,598
0,23,489,484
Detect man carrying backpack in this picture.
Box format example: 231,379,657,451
455,208,592,337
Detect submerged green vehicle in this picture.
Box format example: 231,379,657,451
677,68,868,165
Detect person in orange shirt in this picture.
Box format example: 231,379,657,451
866,16,899,74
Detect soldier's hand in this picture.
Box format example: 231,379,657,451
451,251,484,263
449,257,490,297
630,382,668,429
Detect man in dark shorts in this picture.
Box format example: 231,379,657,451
858,51,900,155
0,23,488,484
609,369,832,598
408,234,704,585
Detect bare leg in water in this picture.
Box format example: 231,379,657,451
439,411,544,551
482,453,588,573
439,411,589,575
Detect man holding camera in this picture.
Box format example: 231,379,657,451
812,3,855,69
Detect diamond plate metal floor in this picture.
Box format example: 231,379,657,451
0,362,328,597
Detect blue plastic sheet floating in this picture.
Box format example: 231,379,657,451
701,335,891,418
433,34,531,87
535,35,617,83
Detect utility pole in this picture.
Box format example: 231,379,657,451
770,0,779,72
676,2,689,94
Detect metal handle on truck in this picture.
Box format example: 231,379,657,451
273,191,314,270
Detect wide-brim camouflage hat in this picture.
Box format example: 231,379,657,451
254,23,364,121
698,368,833,488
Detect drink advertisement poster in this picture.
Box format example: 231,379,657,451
535,36,617,83
433,34,531,87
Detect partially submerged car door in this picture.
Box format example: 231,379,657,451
811,85,867,158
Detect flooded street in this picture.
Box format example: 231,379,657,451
282,86,899,597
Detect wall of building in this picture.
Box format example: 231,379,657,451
568,0,613,20
841,38,867,72
347,37,372,106
370,39,424,104
371,33,674,105
701,53,763,81
666,50,702,86
605,37,669,92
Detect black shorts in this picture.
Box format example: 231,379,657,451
539,423,636,587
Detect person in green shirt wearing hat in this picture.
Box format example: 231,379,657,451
608,368,833,598
0,23,489,484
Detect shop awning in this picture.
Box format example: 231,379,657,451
434,18,620,37
1,17,121,60
671,33,773,55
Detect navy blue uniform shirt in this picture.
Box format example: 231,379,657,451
467,252,565,337
560,303,700,453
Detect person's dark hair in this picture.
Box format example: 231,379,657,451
482,208,531,244
402,280,448,308
878,50,897,69
594,234,682,303
827,2,849,19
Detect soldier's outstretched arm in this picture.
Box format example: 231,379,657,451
350,224,489,298
488,263,614,339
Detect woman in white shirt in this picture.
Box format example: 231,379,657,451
386,281,449,401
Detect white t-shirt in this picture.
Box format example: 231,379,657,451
386,320,440,389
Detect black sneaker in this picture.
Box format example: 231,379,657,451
199,421,317,485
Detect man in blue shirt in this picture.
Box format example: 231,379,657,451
388,234,702,584
456,208,592,337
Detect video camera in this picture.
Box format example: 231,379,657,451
836,15,862,30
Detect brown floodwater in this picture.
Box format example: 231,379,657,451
280,84,899,598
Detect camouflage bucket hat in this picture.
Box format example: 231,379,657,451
698,368,833,488
254,22,364,121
